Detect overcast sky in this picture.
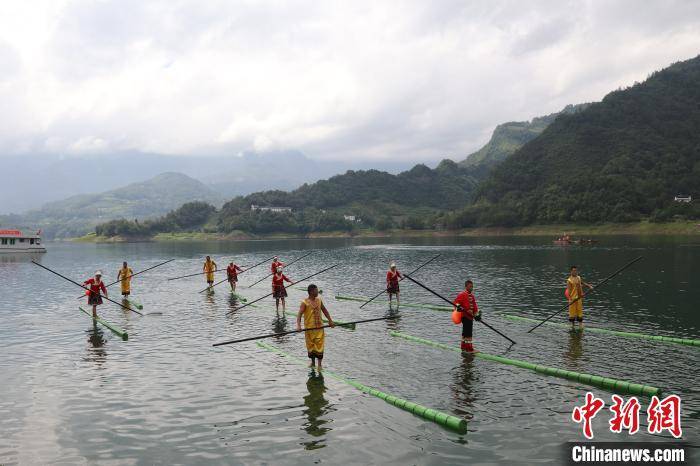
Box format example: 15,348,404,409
0,0,698,162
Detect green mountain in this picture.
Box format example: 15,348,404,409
95,160,487,237
460,104,589,168
2,172,222,238
464,55,700,226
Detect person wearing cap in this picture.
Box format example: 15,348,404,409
84,271,108,317
386,262,402,308
270,256,284,274
117,261,134,297
272,266,293,315
203,256,217,289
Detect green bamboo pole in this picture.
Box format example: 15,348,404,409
122,297,143,310
389,331,661,397
256,341,467,433
502,314,700,348
335,294,452,312
79,307,128,340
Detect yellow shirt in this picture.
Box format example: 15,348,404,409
119,267,133,292
204,260,217,281
301,297,324,329
567,275,583,301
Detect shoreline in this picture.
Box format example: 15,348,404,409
73,221,700,243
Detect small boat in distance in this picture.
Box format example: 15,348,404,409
552,234,598,245
0,229,47,253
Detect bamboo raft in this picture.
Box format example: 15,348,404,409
501,314,700,348
122,297,143,310
335,294,452,312
390,331,661,397
257,341,467,433
79,307,128,340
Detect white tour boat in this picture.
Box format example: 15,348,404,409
0,229,47,253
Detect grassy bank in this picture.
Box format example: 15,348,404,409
73,220,700,243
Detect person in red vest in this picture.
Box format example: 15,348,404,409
83,270,107,317
270,256,285,274
453,280,481,352
386,262,402,308
227,261,244,292
272,266,293,315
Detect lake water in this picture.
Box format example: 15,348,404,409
1,236,698,465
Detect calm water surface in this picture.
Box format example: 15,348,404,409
1,236,698,465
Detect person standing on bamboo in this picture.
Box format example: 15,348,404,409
203,256,217,289
453,280,481,352
386,262,402,308
272,266,292,315
84,271,107,318
117,261,134,297
297,284,335,370
567,265,593,330
227,261,243,292
270,256,285,275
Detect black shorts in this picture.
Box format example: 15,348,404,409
228,276,238,283
569,316,583,322
273,286,288,299
121,291,130,296
462,318,473,338
387,283,400,294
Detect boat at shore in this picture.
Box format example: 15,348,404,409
0,229,46,253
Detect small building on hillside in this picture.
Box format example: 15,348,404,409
343,215,361,222
250,204,292,213
674,195,692,203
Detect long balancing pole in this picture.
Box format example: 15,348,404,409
226,263,339,314
77,259,174,299
167,255,275,281
199,255,277,293
247,251,314,288
213,315,397,346
402,273,516,346
31,261,144,316
527,256,644,333
359,254,441,309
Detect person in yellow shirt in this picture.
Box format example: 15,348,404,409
117,261,134,297
203,256,217,289
296,284,335,371
567,265,593,330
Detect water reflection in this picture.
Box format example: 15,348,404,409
384,308,402,331
451,353,477,418
84,323,107,368
564,329,584,367
301,372,331,450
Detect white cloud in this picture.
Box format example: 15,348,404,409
0,0,698,161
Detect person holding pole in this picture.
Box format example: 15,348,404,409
567,265,593,330
297,284,334,371
452,280,481,353
84,271,108,318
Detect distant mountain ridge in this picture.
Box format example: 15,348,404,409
0,150,413,214
460,103,589,168
0,172,222,238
